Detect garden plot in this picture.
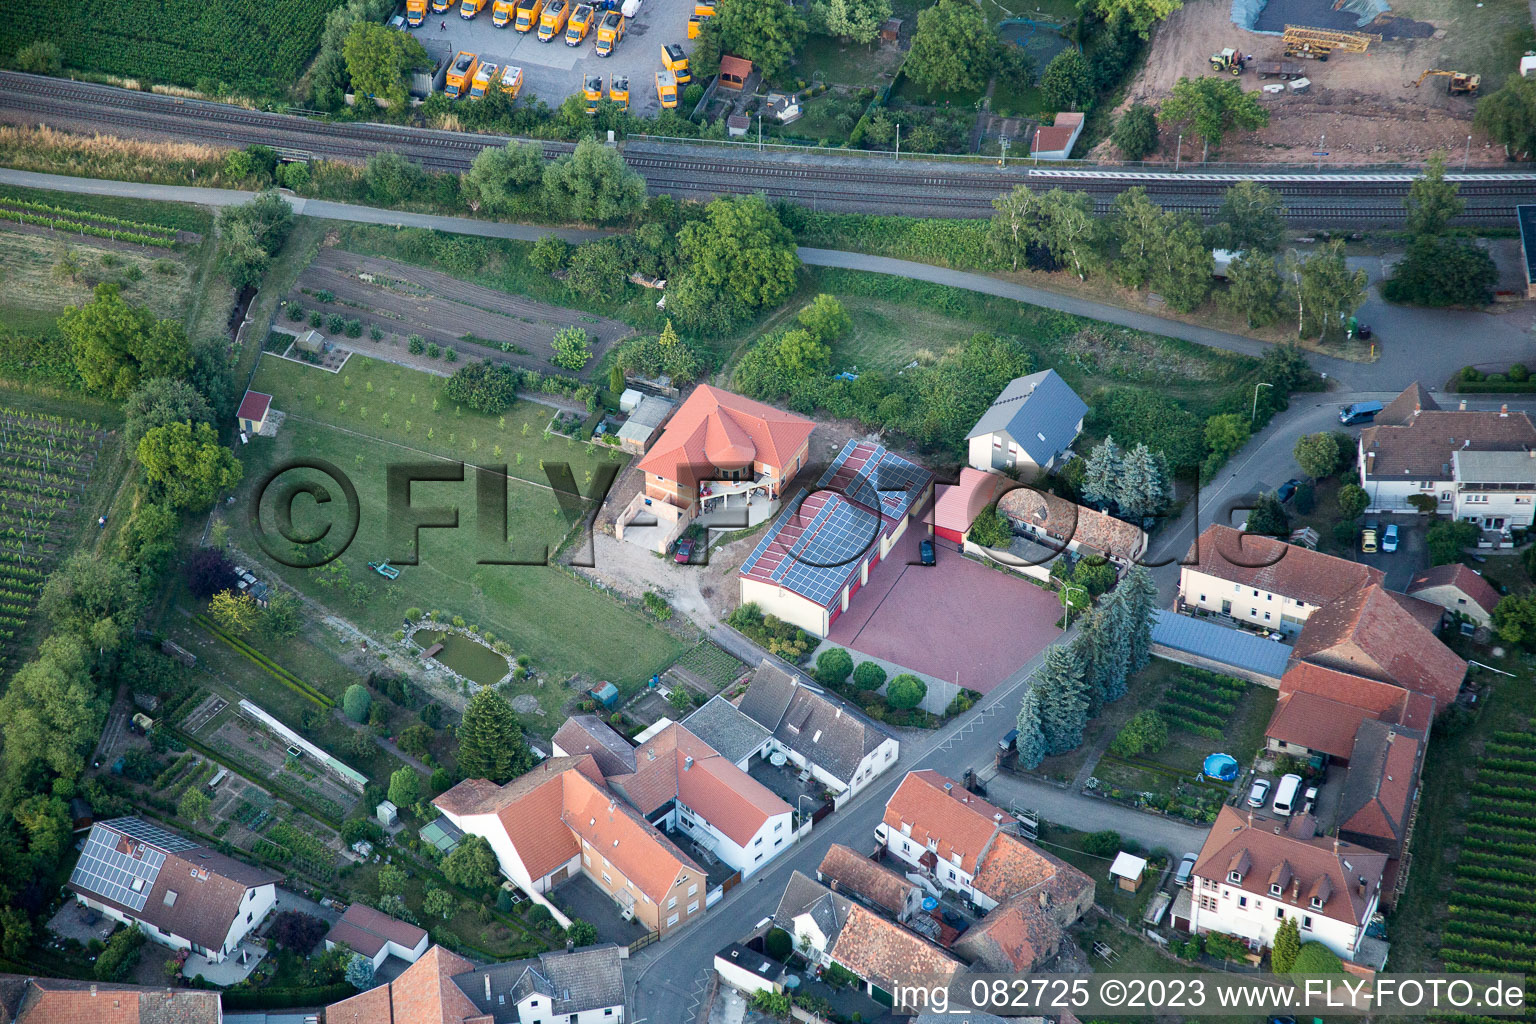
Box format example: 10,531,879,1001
206,714,357,822
285,249,632,378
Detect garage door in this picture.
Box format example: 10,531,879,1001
828,604,841,627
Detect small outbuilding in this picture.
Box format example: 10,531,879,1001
294,329,326,354
879,17,902,44
1110,851,1148,892
237,390,273,435
718,55,752,90
727,113,751,137
617,394,677,453
376,800,398,826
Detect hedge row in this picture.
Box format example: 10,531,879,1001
220,983,356,1010
194,614,335,707
1448,380,1536,394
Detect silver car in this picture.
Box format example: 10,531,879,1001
1247,778,1272,808
1175,852,1198,887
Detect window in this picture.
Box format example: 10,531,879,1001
1263,612,1271,621
669,897,677,910
1252,589,1259,597
1275,908,1284,920
1303,915,1314,930
947,868,956,880
688,884,698,897
885,748,894,761
1250,608,1257,617
667,913,679,927
605,1010,615,1017
900,823,911,836
1199,594,1206,602
775,838,783,846
754,853,763,862
688,901,699,913
774,822,783,832
1266,594,1272,601
1270,884,1281,896
754,837,762,846
993,437,1002,447
603,873,612,885
247,912,253,923
531,1000,539,1008
1309,896,1324,910
1238,896,1248,908
1229,872,1242,884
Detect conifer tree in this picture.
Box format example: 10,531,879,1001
1082,436,1122,509
1014,685,1048,770
1036,645,1089,755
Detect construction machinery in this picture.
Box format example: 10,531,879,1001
1210,47,1249,74
583,74,604,113
662,43,691,83
406,0,427,25
656,68,678,108
1282,24,1378,61
500,65,525,98
538,0,569,41
511,0,542,29
445,51,480,97
566,3,594,45
461,0,485,17
595,10,624,55
1410,68,1481,94
469,61,500,98
609,74,630,110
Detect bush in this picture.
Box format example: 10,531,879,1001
1109,710,1168,758
816,647,854,687
94,926,146,981
764,927,793,960
1082,830,1122,857
342,684,372,723
1292,941,1344,974
269,910,328,951
885,674,927,710
851,661,886,691
408,335,426,355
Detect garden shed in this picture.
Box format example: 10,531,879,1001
1110,851,1148,892
617,395,676,453
295,329,325,353
718,55,752,91
590,682,620,708
236,390,273,435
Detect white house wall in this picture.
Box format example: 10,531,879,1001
218,883,276,956
739,578,830,638
1187,876,1371,962
1178,568,1314,633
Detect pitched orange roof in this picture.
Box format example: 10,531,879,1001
10,979,221,1024
953,898,1058,972
1184,524,1385,610
1265,691,1376,760
830,903,964,994
933,468,1003,534
635,385,814,488
998,486,1147,562
1408,563,1502,617
1292,583,1465,708
972,831,1091,907
818,843,914,916
883,771,1012,875
1279,662,1413,717
328,945,485,1024
561,769,700,903
432,756,601,882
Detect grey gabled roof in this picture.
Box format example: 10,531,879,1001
963,369,1087,466
552,715,637,777
453,944,625,1021
737,662,894,787
683,696,772,765
774,871,851,945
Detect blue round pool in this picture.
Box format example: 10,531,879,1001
1203,753,1240,781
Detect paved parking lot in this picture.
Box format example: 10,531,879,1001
827,516,1062,695
410,0,693,116
1357,515,1427,590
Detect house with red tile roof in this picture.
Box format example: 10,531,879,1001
817,843,923,920
997,485,1148,565
1407,563,1503,627
236,389,272,435
1187,806,1388,968
616,385,815,553
327,946,484,1024
435,723,791,940
1278,663,1435,724
932,467,1003,548
1337,721,1424,861
0,976,222,1024
324,902,430,970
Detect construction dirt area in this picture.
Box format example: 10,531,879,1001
285,248,632,378
1099,0,1535,165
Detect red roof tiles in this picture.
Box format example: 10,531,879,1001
1184,525,1385,609
883,771,1013,875
635,385,813,488
1408,563,1502,618
1265,691,1376,760
1291,584,1466,708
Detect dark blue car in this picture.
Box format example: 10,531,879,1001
919,539,935,566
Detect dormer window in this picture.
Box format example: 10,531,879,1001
1270,884,1282,896
1228,871,1242,884
1310,896,1324,909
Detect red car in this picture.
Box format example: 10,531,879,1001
674,537,694,563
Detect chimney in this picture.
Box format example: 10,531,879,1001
485,973,492,1000
1039,890,1050,909
1291,878,1300,901
684,756,694,771
1501,404,1509,417
1459,399,1468,411
1332,835,1341,854
90,985,97,997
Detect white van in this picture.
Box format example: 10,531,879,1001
1273,773,1303,817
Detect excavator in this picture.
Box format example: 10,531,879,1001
1410,68,1480,94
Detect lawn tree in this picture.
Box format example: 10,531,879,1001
1383,235,1498,307
551,326,592,370
542,138,647,224
178,787,211,823
1203,413,1251,470
377,864,409,898
396,723,435,758
342,21,427,109
567,919,600,946
811,0,890,44
1474,76,1536,160
209,589,259,636
269,911,328,951
423,886,455,920
852,661,887,691
344,953,376,991
1293,432,1341,479
458,688,535,783
1112,103,1160,160
1013,684,1048,769
996,43,1038,91
1427,519,1480,565
1271,917,1302,971
1337,482,1369,520
1090,0,1182,37
710,0,807,78
798,294,852,342
905,0,995,93
1035,644,1088,755
388,766,421,807
988,186,1044,272
1213,181,1286,252
185,547,237,598
1223,252,1284,328
342,684,372,723
678,195,800,310
60,284,192,398
1082,436,1123,509
1041,48,1093,112
124,378,214,448
1245,492,1289,537
886,674,928,710
816,646,854,686
136,421,242,510
1492,593,1536,648
0,637,100,784
1118,565,1158,675
463,141,545,214
1117,442,1169,518
1074,558,1117,598
443,835,502,893
1108,709,1167,757
1159,76,1268,159
1404,153,1463,236
1285,241,1367,342
967,503,1013,549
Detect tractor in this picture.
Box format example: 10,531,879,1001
1210,47,1249,74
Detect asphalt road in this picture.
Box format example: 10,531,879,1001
12,168,1536,1022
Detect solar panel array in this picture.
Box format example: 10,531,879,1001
109,817,199,852
70,822,181,912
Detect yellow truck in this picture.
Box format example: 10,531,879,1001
537,0,569,41
500,65,525,98
491,0,516,26
511,0,542,29
583,74,604,113
406,0,427,25
469,61,500,98
565,3,594,45
687,13,709,38
656,68,678,108
595,10,624,56
445,51,480,97
432,0,453,13
662,43,691,83
460,0,485,16
608,74,629,109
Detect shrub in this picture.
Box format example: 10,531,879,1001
326,313,345,334
764,927,793,960
1292,942,1344,974
851,661,886,691
816,647,854,687
344,318,362,338
1082,830,1122,857
369,325,383,340
426,342,441,359
886,674,926,710
408,335,426,354
1109,710,1168,758
342,684,372,723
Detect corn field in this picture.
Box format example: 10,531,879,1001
0,407,105,665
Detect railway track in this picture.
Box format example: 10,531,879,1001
6,71,1536,223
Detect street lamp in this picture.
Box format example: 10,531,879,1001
1174,132,1183,172
1059,582,1085,630
999,135,1010,168
895,123,901,161
796,793,814,835
1464,133,1473,171
1251,381,1273,423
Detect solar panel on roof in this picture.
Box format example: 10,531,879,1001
108,816,199,852
70,826,169,912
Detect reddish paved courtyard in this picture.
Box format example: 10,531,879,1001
827,514,1062,694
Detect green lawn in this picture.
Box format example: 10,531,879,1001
1388,0,1534,94
766,91,868,145
227,356,687,736
795,36,904,88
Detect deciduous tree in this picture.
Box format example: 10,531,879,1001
342,21,428,110
886,674,927,710
443,835,501,894
905,0,995,94
124,378,213,447
1090,0,1182,37
136,421,242,510
1404,153,1463,236
1112,103,1159,160
178,787,211,822
1213,180,1285,252
1041,48,1092,112
60,284,192,398
677,195,800,310
209,589,259,636
812,0,890,44
1337,482,1369,520
709,0,807,78
1293,432,1341,479
269,910,328,951
542,139,646,224
1382,235,1497,307
185,547,238,599
423,886,455,920
1474,76,1536,160
1109,709,1167,757
1285,241,1367,342
551,326,591,370
388,766,421,808
1223,252,1283,328
1246,492,1289,537
463,141,545,214
1159,76,1268,157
